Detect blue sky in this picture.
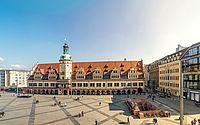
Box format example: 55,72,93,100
1,0,200,69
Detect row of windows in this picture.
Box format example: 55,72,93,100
160,82,179,88
111,75,120,78
183,57,199,66
71,82,144,87
160,76,179,80
77,70,137,75
93,76,102,79
160,68,179,74
48,76,56,79
184,46,200,58
183,65,200,73
183,81,200,90
183,74,200,81
29,83,55,87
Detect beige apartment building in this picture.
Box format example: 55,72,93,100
159,49,187,96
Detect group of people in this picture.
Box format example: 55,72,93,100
147,94,156,101
191,118,200,125
78,111,84,117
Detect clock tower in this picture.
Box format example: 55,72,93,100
59,40,72,80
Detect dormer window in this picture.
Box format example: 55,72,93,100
111,67,120,79
93,67,102,79
128,68,138,79
76,68,85,79
34,68,42,80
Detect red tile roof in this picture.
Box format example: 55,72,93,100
32,60,143,75
36,63,60,74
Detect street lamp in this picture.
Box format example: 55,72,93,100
179,61,184,125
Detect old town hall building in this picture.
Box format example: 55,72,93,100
25,42,145,95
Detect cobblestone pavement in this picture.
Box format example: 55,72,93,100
0,92,200,125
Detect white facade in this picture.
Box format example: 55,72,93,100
0,70,30,87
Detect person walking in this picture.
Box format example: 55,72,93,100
81,111,84,117
127,116,130,124
95,119,98,125
197,119,200,125
153,117,158,125
194,118,197,125
99,102,101,106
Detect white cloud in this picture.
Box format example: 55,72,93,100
0,57,4,61
11,64,24,68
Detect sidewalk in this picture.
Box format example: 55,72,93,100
154,95,200,115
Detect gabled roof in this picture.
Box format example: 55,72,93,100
30,60,143,76
72,61,143,74
36,63,60,74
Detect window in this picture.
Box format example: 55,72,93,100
83,83,88,87
45,83,49,87
78,83,82,87
133,82,137,86
39,83,42,86
121,83,126,87
114,83,119,87
189,58,198,65
96,83,101,87
103,83,105,87
189,47,198,56
139,82,143,86
127,83,132,86
90,83,95,87
72,83,76,87
108,83,112,87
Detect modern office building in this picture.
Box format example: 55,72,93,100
0,69,30,88
181,42,200,101
25,42,145,95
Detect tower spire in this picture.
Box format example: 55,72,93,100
59,38,71,61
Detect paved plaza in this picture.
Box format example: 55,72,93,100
0,92,200,125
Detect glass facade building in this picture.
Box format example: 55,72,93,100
181,42,200,102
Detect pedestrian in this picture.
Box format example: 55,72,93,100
64,102,67,107
99,102,101,106
197,119,200,125
78,113,81,117
81,111,84,116
194,118,197,125
191,120,194,125
127,116,130,124
153,117,158,125
95,120,98,125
